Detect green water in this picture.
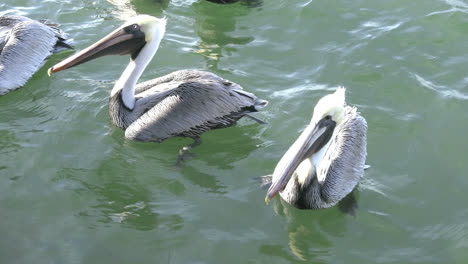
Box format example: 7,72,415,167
1,0,468,263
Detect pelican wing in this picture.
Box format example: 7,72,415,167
317,106,367,204
0,15,70,94
134,70,230,95
125,75,259,142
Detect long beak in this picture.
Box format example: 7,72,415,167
265,117,336,204
48,25,145,76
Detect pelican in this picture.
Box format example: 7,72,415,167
48,15,267,155
0,15,71,95
264,88,367,209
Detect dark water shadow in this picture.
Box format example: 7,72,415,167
337,191,359,216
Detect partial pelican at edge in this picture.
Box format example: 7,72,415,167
0,15,71,95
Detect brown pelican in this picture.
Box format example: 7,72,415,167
48,15,267,154
0,15,71,95
264,88,367,209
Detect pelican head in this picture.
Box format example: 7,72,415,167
265,88,347,205
47,15,166,75
48,15,166,109
310,87,345,127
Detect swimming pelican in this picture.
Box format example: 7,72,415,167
264,88,367,209
0,15,71,95
48,15,267,154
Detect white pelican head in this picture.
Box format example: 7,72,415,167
48,15,167,109
48,15,166,75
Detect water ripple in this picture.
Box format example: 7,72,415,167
413,73,468,100
359,177,389,199
349,19,404,41
271,83,329,99
296,0,313,8
106,0,137,20
428,0,468,16
414,222,468,248
201,228,268,242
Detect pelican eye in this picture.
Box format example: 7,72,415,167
324,115,332,120
125,24,140,33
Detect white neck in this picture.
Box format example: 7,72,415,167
110,30,164,110
311,137,332,184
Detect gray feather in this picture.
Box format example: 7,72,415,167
280,106,367,209
0,15,71,94
109,70,268,142
313,106,367,208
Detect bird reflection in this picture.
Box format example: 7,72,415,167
106,0,169,19
192,0,256,72
176,125,262,192
105,0,262,73
196,125,261,168
56,157,185,232
132,0,169,15
179,165,227,194
266,199,350,262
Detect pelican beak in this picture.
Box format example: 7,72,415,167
265,117,336,204
48,23,146,75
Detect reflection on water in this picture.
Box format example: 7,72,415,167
206,0,263,7
56,157,186,231
132,0,169,16
337,192,359,216
4,0,468,262
106,0,262,73
107,0,169,19
106,0,137,19
265,199,350,262
177,125,262,193
197,125,261,168
179,165,227,194
191,1,255,72
0,130,21,156
414,221,468,249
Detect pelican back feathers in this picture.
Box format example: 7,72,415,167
109,70,267,142
0,15,70,94
312,106,367,208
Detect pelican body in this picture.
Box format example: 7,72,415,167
0,15,71,95
265,88,367,209
48,15,267,145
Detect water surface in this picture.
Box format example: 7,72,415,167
1,0,468,263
